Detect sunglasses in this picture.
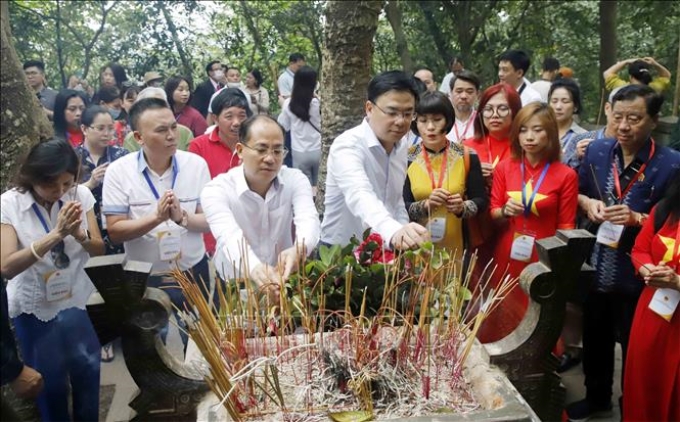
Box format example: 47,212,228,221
51,241,70,269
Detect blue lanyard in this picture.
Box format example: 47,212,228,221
520,161,550,217
31,201,63,234
142,164,178,200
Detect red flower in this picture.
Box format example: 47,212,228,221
354,233,395,264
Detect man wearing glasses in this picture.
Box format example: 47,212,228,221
102,98,212,349
320,70,430,250
201,115,319,291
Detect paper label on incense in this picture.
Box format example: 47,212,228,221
648,288,680,322
596,221,624,248
43,270,72,302
427,217,446,243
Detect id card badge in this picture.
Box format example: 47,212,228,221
648,288,680,322
157,228,181,261
43,270,72,302
596,221,624,248
427,217,446,243
510,232,535,262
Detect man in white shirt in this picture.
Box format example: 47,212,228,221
531,57,560,102
321,71,430,249
102,98,212,346
414,67,438,92
497,49,542,106
201,115,319,289
447,70,480,143
439,56,465,94
277,53,306,107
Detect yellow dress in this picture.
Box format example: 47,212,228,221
407,142,467,256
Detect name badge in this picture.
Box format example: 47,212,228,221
648,288,680,322
596,221,625,248
510,232,535,262
43,270,72,302
158,229,182,261
427,217,446,243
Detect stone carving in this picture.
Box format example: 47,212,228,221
84,254,208,421
484,229,596,421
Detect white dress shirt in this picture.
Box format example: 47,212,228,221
320,118,410,246
102,150,210,274
277,68,295,97
446,112,476,143
530,79,552,103
439,72,454,94
1,187,96,321
519,77,543,106
278,97,321,152
201,165,320,280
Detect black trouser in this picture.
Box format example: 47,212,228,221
582,290,639,405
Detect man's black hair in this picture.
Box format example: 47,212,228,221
542,57,560,72
205,60,221,75
289,53,305,63
211,88,252,118
128,97,170,131
611,84,664,118
23,60,45,72
367,70,419,104
499,50,531,75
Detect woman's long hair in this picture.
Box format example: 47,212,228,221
53,89,89,136
656,170,680,226
289,66,317,122
164,76,193,112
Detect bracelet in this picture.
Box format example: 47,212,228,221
29,242,44,261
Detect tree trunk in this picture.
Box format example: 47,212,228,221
1,1,53,192
315,0,382,215
417,2,453,69
55,0,67,88
673,26,679,117
385,0,412,73
158,1,193,79
599,0,617,94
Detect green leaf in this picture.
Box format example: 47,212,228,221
328,410,373,422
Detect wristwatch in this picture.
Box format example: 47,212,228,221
174,210,189,228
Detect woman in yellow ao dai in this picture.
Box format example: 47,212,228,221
403,92,488,256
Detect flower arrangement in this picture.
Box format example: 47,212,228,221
176,231,516,421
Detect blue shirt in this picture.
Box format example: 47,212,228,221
578,137,680,295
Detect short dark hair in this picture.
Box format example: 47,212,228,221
628,60,653,85
97,85,120,104
450,70,481,91
611,84,664,118
53,89,89,136
23,60,45,72
81,105,111,127
289,53,305,63
128,97,170,131
412,78,428,96
12,139,80,192
367,70,419,104
210,88,252,117
542,57,560,72
225,65,240,74
248,69,263,88
499,50,531,75
410,91,455,136
548,78,583,115
239,115,285,144
121,85,141,101
164,76,193,110
449,56,463,68
205,60,221,75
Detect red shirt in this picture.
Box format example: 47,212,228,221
175,105,208,138
463,135,511,168
66,127,84,147
188,127,241,254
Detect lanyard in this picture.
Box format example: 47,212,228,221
520,160,550,218
31,201,64,234
453,111,475,142
612,139,655,202
422,145,448,190
486,136,509,167
518,82,526,95
141,158,178,200
561,131,574,152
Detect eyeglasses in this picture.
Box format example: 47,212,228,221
371,102,417,122
240,143,289,159
51,241,70,269
481,105,511,118
89,125,116,133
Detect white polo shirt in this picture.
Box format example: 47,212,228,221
102,150,210,274
201,165,320,280
320,118,410,246
1,187,96,321
519,77,543,106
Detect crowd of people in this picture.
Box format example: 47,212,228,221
1,49,678,422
